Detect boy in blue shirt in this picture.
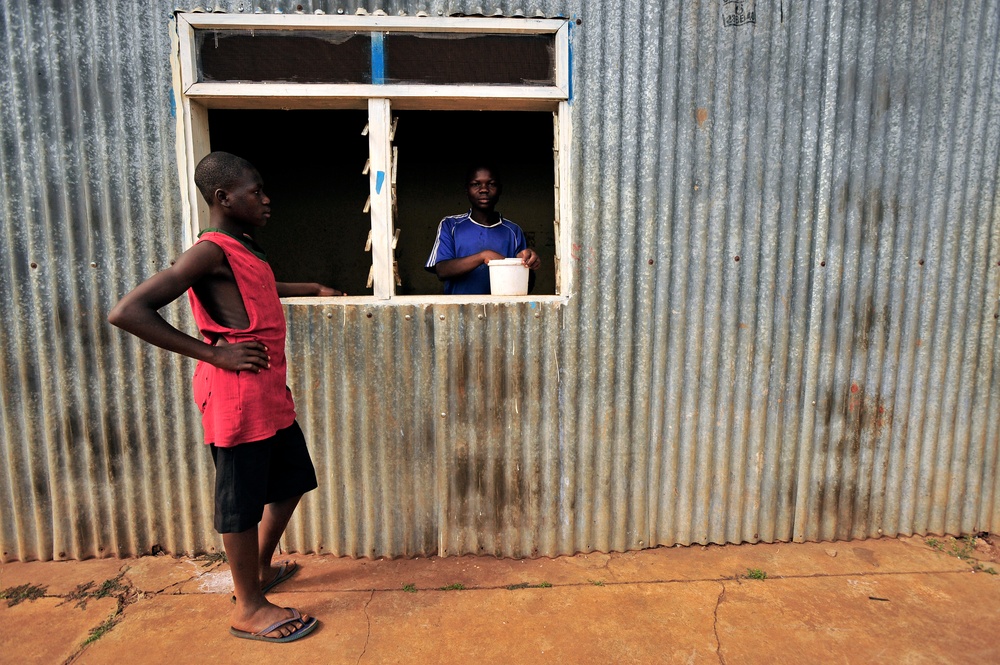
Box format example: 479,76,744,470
425,165,540,294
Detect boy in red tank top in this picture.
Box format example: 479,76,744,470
109,152,342,643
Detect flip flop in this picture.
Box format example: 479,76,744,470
229,608,319,643
231,561,299,603
261,561,298,594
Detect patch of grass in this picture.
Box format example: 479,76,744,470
402,583,417,593
950,535,977,559
589,579,605,586
83,615,118,646
0,583,47,607
506,581,552,591
745,568,768,580
74,571,140,650
925,535,996,574
66,572,130,610
94,574,128,599
440,583,465,591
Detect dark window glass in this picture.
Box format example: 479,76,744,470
393,110,555,295
197,30,371,83
209,109,372,294
384,33,554,85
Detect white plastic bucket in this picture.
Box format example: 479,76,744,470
487,258,529,295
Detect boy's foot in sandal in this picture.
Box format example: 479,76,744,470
231,560,299,603
261,560,298,594
230,606,318,643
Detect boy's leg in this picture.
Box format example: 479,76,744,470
258,494,302,585
212,435,316,639
225,526,312,638
256,421,318,586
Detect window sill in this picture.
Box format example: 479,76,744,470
281,294,569,306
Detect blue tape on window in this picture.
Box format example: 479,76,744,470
372,32,385,84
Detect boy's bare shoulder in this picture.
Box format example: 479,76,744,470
107,237,232,328
173,238,229,278
135,239,232,299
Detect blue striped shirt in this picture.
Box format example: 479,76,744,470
425,211,527,295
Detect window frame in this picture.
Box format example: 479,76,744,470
172,12,573,303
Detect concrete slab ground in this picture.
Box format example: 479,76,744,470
0,535,997,664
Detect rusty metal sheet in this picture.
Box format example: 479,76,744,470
1,0,999,562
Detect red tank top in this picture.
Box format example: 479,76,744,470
187,231,295,447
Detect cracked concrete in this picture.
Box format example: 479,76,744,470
358,589,375,664
0,536,997,664
713,582,727,665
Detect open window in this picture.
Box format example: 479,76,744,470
173,13,572,301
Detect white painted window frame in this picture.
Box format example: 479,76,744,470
172,12,573,302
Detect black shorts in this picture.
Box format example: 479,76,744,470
209,421,318,534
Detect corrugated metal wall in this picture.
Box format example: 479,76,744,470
1,0,998,562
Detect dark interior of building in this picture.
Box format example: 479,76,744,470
208,108,556,296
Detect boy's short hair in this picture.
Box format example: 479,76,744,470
464,162,502,185
194,151,257,204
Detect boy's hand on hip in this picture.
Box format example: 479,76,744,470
210,338,270,372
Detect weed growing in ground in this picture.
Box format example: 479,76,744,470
440,583,465,591
745,568,768,580
506,581,552,590
0,583,47,607
950,535,977,559
94,575,128,599
83,616,118,646
65,570,140,650
402,583,417,593
589,579,605,586
924,535,997,574
66,572,130,610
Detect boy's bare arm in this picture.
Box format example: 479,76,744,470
108,243,270,372
434,250,505,280
435,248,540,281
276,282,345,297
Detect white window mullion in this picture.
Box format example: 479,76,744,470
557,100,573,297
368,98,394,299
179,100,210,247
555,21,570,98
172,16,209,247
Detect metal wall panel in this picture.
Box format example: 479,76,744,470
173,1,570,18
0,0,222,563
1,0,999,562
